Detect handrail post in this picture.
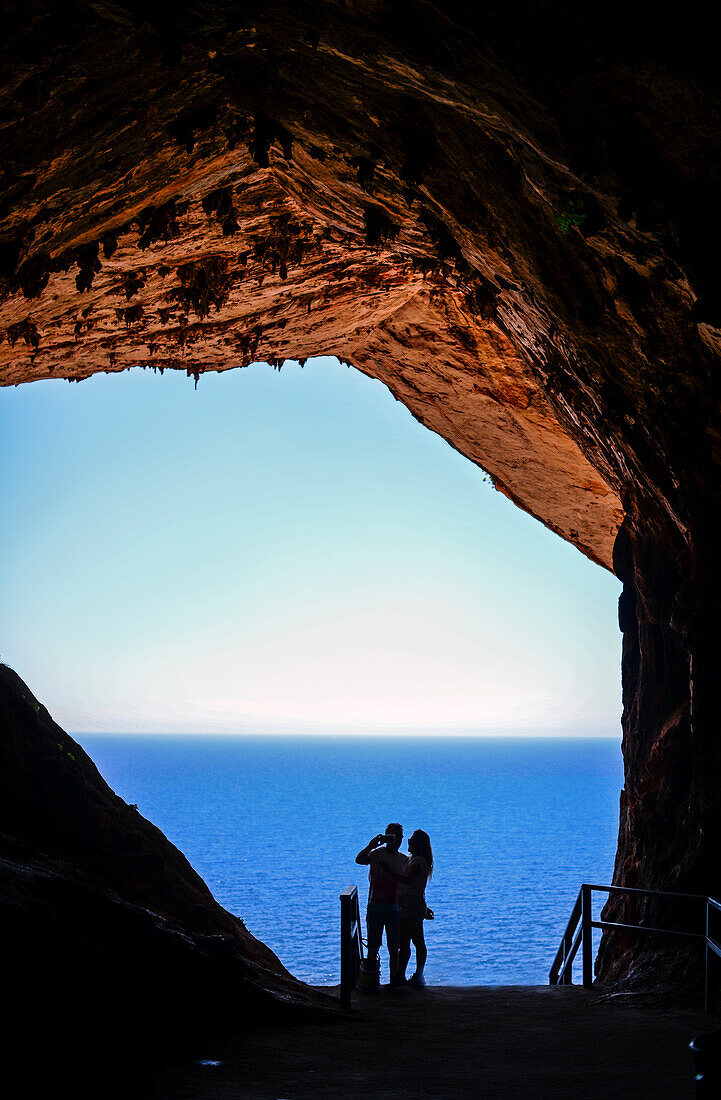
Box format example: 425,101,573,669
353,888,364,981
340,884,362,1010
340,888,351,1009
581,884,593,989
705,898,714,1015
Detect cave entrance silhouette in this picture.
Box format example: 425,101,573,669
2,1,721,997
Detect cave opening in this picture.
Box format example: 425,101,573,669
3,3,721,1060
0,355,623,986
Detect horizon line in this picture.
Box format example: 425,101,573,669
72,727,621,739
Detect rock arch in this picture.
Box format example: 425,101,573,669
2,2,720,994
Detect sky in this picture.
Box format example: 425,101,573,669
0,356,622,735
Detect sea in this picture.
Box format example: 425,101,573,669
77,735,623,987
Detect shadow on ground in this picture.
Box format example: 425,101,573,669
132,985,713,1099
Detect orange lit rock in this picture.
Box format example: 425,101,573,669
2,2,721,998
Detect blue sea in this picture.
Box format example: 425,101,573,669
77,735,623,987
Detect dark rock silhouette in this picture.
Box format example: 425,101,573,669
1,3,721,997
0,665,334,1075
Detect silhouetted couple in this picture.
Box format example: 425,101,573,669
355,823,433,988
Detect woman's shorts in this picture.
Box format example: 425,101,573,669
400,895,426,921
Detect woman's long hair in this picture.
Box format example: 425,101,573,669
411,829,433,879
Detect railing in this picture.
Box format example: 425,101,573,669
706,897,721,1013
550,883,721,1011
339,884,364,1009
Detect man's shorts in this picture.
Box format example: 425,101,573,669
366,904,401,950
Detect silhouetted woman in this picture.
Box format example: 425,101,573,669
381,829,433,987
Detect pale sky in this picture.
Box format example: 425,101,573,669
0,356,622,735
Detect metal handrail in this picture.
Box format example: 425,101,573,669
339,884,364,1009
582,883,707,902
549,889,582,986
550,883,721,1012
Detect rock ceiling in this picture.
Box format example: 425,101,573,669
3,2,680,572
1,5,719,570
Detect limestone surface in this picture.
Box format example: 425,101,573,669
2,3,721,997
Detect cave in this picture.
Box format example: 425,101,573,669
2,0,721,1065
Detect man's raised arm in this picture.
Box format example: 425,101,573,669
356,834,384,864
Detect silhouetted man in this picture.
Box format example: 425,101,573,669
356,823,408,985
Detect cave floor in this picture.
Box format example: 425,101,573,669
132,985,712,1099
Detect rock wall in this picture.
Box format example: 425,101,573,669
596,509,721,990
0,664,333,1071
2,3,721,993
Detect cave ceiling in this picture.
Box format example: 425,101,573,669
2,3,720,572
